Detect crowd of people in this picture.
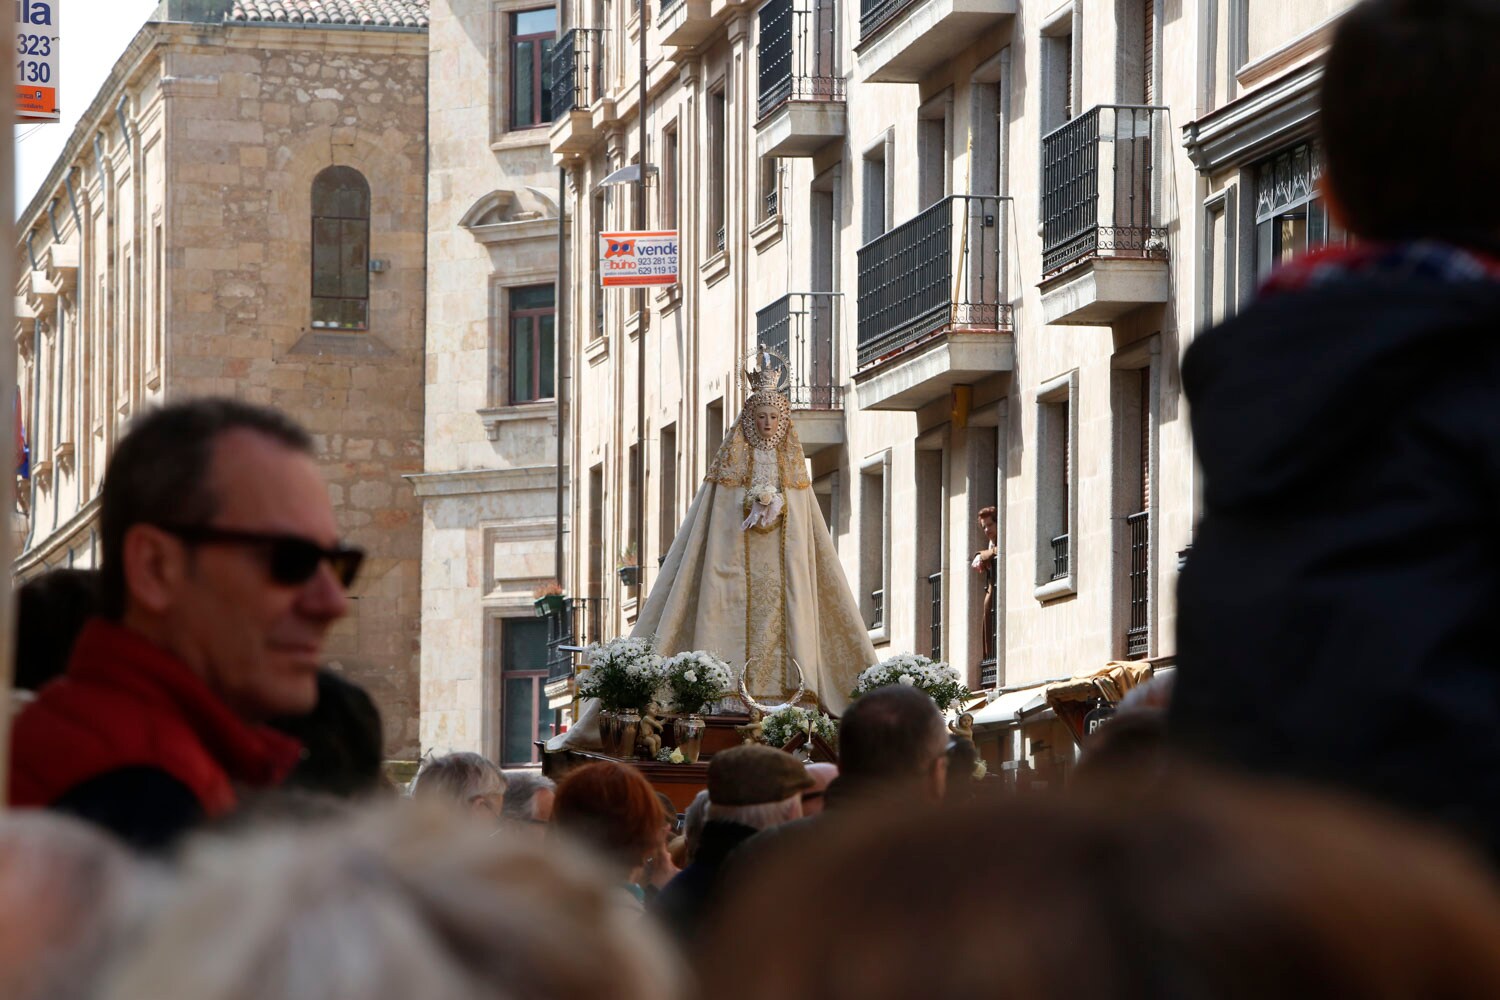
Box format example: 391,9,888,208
9,0,1500,994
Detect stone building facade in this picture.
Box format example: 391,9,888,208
538,0,1357,781
12,0,429,758
414,0,566,763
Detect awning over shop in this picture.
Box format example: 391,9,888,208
969,662,1156,738
969,683,1052,729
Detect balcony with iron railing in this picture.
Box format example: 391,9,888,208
853,194,1015,411
1050,534,1070,582
1124,510,1150,659
548,27,606,157
1039,105,1170,326
657,0,713,47
545,597,604,685
755,0,845,158
927,572,943,661
856,0,1016,84
869,588,885,632
755,291,844,455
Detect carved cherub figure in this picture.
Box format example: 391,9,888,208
638,706,665,759
734,707,766,745
950,712,975,742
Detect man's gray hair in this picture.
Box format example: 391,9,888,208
706,794,801,832
410,752,506,805
501,772,556,822
1,813,154,1000
102,804,682,1000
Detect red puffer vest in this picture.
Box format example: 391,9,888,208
8,619,302,816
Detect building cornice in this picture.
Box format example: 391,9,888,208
1180,61,1321,174
13,496,101,577
405,466,558,498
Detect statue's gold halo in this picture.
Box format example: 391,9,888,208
736,658,811,715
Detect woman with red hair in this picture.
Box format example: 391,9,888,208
552,761,667,912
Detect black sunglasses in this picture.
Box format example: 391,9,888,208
160,525,364,588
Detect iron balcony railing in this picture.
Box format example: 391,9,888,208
1041,105,1167,276
859,0,916,41
978,658,998,689
856,194,1010,369
1125,510,1150,659
1051,534,1070,582
550,28,605,122
755,292,843,410
546,597,603,684
656,0,684,22
757,0,844,121
928,572,943,661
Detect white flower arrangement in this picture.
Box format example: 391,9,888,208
661,649,733,714
852,654,971,712
575,635,664,711
761,705,839,749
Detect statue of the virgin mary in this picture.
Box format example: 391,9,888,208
549,348,874,753
636,347,875,714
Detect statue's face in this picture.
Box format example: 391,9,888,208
754,405,783,442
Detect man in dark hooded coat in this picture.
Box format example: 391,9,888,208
1170,0,1500,859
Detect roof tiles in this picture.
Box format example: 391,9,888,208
228,0,430,29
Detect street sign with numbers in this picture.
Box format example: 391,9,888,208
15,0,59,123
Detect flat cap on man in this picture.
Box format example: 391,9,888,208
708,745,814,806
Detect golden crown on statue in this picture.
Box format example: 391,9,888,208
743,343,792,396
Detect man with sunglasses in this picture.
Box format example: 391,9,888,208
8,399,362,850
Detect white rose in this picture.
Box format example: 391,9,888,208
684,670,698,684
669,749,685,764
973,760,988,779
898,674,915,686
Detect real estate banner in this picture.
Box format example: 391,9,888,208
15,0,59,123
599,230,679,287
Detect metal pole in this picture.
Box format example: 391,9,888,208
555,166,568,585
635,1,649,594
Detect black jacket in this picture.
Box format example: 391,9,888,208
651,820,759,945
1169,268,1500,854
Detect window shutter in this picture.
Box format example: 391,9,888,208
1143,0,1155,105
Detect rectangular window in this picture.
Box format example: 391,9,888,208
1041,14,1074,134
1036,371,1078,597
508,284,556,403
1113,359,1154,658
626,442,641,590
661,122,679,229
659,423,678,562
917,96,950,210
709,86,727,252
759,156,780,221
500,618,552,765
1254,142,1344,284
969,426,1001,686
152,222,164,375
813,471,839,541
510,8,558,130
591,189,607,338
704,397,724,476
862,141,888,242
860,453,890,636
915,446,944,658
588,463,605,603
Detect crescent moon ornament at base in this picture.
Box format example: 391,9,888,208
736,658,812,716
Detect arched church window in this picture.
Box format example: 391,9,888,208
311,166,370,330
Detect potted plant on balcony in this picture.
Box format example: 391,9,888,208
617,543,641,588
532,580,566,618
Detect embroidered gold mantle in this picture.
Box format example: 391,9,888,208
631,408,874,714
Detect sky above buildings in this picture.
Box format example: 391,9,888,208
13,0,161,216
